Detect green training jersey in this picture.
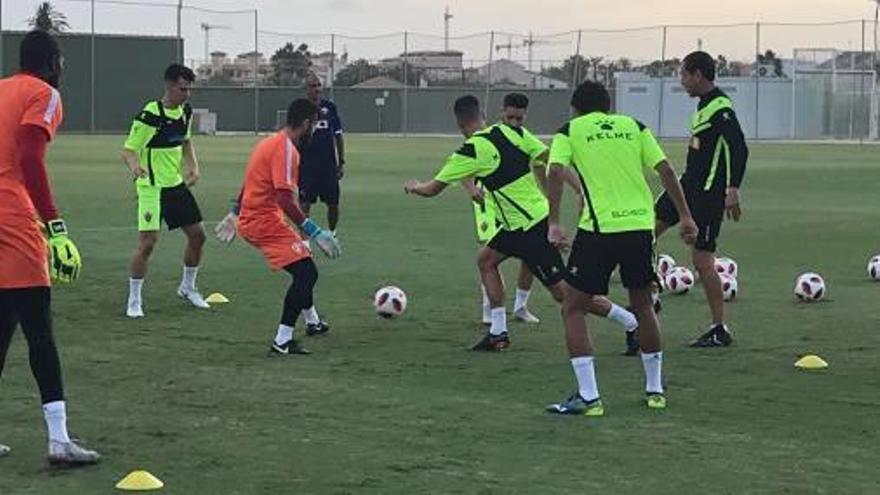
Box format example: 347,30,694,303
549,112,667,233
123,100,193,188
436,123,549,235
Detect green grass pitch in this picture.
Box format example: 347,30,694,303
1,135,879,494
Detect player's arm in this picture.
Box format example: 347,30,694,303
17,124,81,282
717,110,749,221
462,178,484,205
182,139,201,186
120,111,155,180
404,179,448,197
405,141,480,198
332,104,346,179
546,125,573,248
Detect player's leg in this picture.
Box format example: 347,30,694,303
618,231,666,409
472,244,511,351
161,184,209,308
512,262,539,323
0,292,13,458
323,174,341,235
546,230,616,416
128,184,162,318
269,258,319,355
688,201,732,348
11,287,100,466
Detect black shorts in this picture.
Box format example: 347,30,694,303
565,230,656,295
486,219,566,287
161,184,203,230
299,172,340,206
655,187,724,252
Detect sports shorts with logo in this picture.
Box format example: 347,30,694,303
486,218,565,287
137,183,203,231
655,182,724,252
566,229,656,295
239,217,311,271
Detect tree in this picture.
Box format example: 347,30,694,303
756,49,784,77
540,55,587,85
269,43,313,86
28,2,69,33
333,59,380,87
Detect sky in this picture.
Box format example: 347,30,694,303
3,0,878,65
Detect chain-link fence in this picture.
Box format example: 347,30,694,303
1,1,877,139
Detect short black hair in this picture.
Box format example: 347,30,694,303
287,98,319,128
164,63,195,83
502,93,529,109
570,80,611,115
19,30,61,75
453,95,481,123
682,51,716,81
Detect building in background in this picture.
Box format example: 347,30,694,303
477,59,569,89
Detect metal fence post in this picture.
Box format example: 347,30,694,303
486,31,495,110
657,26,667,138
329,33,335,101
254,9,259,134
861,19,867,143
571,29,582,103
0,0,4,77
403,31,408,136
176,0,183,63
754,22,760,140
90,0,96,133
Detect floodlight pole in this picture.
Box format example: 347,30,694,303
754,22,760,140
657,25,667,138
402,31,409,136
0,0,4,77
329,33,336,100
486,31,495,111
571,29,582,105
176,0,183,63
861,19,867,144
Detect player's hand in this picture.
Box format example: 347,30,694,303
336,164,345,180
404,180,420,194
575,193,585,214
469,187,485,206
130,165,147,180
46,219,82,284
186,169,201,187
547,222,570,251
301,219,341,259
725,187,742,221
214,212,239,244
679,216,698,246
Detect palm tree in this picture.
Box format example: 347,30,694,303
28,2,70,34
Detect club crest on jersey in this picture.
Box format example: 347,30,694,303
144,211,153,222
321,107,329,115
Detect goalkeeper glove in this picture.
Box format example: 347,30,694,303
301,219,341,259
214,212,239,244
46,219,82,283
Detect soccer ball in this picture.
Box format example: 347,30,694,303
794,273,826,302
374,286,407,318
664,266,695,294
657,254,676,278
867,255,880,281
715,256,738,279
720,273,738,301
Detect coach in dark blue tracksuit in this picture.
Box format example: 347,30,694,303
299,73,345,237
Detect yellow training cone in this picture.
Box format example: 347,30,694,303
794,355,829,370
205,292,230,304
116,470,164,491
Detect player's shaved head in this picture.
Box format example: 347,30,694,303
570,81,611,116
287,98,319,129
453,95,482,124
19,30,63,88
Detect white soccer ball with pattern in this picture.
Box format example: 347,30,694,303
374,286,407,318
867,255,880,281
664,266,695,294
794,273,826,302
657,254,676,278
720,274,738,301
714,256,738,279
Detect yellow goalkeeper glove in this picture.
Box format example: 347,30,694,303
46,219,82,283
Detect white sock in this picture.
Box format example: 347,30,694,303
489,307,507,336
480,285,491,322
128,278,144,304
181,266,198,292
514,288,530,312
275,324,294,345
641,351,664,394
570,356,600,402
607,303,638,333
302,306,320,325
42,401,70,444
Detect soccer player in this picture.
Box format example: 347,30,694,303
468,92,585,325
299,73,345,237
544,81,697,416
214,99,341,354
0,30,101,466
405,95,639,351
121,64,209,318
654,51,749,347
